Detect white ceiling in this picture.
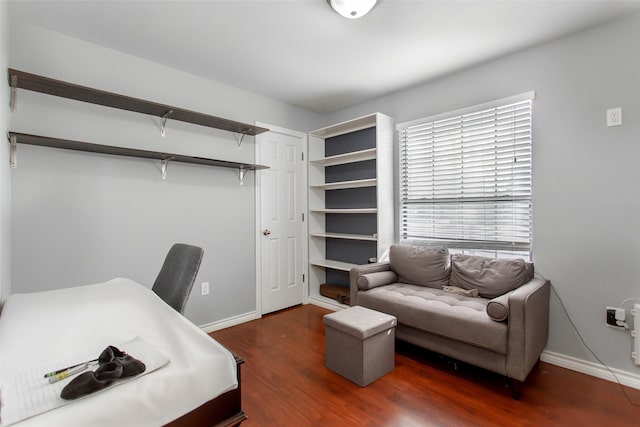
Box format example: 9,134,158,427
8,0,640,114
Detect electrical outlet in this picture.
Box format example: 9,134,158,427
201,282,210,296
606,108,622,127
606,306,625,328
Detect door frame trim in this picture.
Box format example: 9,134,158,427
254,123,308,318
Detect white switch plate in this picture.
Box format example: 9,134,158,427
201,282,210,296
607,108,622,127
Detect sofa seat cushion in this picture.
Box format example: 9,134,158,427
357,284,507,355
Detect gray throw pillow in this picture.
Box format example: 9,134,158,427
357,271,398,290
449,254,534,299
486,293,510,321
389,245,451,289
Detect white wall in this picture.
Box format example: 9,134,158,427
0,0,11,305
8,23,323,326
327,13,640,376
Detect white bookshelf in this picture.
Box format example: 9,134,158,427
310,232,378,241
309,259,358,271
309,178,376,191
307,113,394,309
310,208,377,214
309,148,377,166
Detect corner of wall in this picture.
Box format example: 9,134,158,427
1,0,12,302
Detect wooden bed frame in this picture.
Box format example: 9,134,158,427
167,353,246,427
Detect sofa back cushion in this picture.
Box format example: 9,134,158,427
449,254,534,298
389,245,451,289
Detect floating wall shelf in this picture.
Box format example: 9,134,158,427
8,132,268,185
8,69,269,139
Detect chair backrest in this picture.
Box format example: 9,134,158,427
152,243,204,314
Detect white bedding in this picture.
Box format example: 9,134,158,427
0,278,238,426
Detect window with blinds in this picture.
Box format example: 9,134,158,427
398,92,534,258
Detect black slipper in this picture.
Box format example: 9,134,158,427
60,345,146,400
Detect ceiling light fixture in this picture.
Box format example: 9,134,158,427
327,0,378,19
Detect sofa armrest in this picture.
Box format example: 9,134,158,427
349,262,392,306
505,277,550,381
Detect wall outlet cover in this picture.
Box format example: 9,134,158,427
605,306,624,328
606,108,622,127
201,282,210,296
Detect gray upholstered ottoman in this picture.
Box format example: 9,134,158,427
323,305,397,386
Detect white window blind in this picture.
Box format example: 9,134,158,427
398,93,534,257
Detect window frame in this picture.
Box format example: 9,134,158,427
396,91,535,259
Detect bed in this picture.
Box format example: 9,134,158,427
0,278,246,427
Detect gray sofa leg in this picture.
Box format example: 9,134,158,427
511,379,522,400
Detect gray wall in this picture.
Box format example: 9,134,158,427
5,4,639,379
327,13,640,375
0,0,11,304
7,23,323,326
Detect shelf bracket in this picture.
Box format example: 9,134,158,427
161,157,173,180
160,110,174,137
10,75,17,112
238,166,248,186
9,134,17,168
234,132,246,148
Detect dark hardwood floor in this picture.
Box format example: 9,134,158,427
210,304,640,426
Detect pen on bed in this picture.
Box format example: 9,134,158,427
48,363,91,384
44,358,98,378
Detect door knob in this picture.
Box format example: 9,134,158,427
263,229,271,236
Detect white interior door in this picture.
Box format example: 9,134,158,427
256,125,306,315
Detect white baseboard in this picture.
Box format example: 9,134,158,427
199,311,258,333
541,350,640,390
307,296,344,312
201,299,341,333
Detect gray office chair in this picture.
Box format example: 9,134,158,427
152,243,204,314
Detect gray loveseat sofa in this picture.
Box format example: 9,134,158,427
349,244,550,399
